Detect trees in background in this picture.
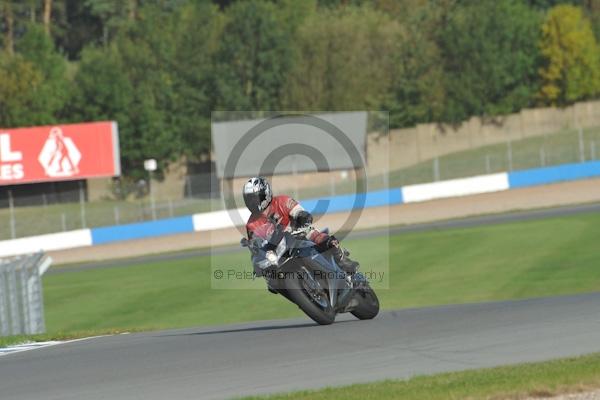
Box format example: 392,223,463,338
1,0,15,55
0,0,599,177
283,5,397,112
437,0,541,122
17,24,68,124
380,0,448,128
0,20,66,126
43,0,51,35
538,4,600,104
584,0,600,41
171,2,222,158
214,0,297,110
0,56,42,126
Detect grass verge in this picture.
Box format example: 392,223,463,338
240,353,600,400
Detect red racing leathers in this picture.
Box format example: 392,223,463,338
245,195,328,245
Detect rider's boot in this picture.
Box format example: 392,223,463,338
333,247,359,275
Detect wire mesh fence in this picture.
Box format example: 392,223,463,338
0,252,49,337
0,125,598,240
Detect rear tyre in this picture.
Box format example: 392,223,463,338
285,271,335,325
351,287,380,320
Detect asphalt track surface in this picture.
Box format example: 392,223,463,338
1,292,600,400
49,201,600,274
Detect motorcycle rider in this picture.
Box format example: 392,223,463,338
243,176,359,275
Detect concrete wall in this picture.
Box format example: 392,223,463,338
368,100,600,174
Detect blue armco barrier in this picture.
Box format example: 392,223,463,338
91,216,195,245
300,188,403,215
508,161,600,189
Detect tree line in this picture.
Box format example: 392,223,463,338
1,0,599,179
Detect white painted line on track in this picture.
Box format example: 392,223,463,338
0,335,113,357
0,341,64,356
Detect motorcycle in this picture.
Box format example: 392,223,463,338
240,222,379,325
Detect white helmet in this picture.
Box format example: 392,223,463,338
243,177,272,213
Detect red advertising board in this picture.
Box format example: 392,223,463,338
0,121,120,185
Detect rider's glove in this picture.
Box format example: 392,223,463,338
294,210,313,228
326,236,340,248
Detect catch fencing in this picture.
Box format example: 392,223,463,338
0,252,51,337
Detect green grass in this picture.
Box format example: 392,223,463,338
2,125,600,240
0,210,589,344
240,352,600,400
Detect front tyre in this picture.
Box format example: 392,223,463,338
285,270,335,325
351,287,380,320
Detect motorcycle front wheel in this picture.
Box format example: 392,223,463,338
351,286,380,320
285,268,335,325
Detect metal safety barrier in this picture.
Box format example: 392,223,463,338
0,252,51,337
